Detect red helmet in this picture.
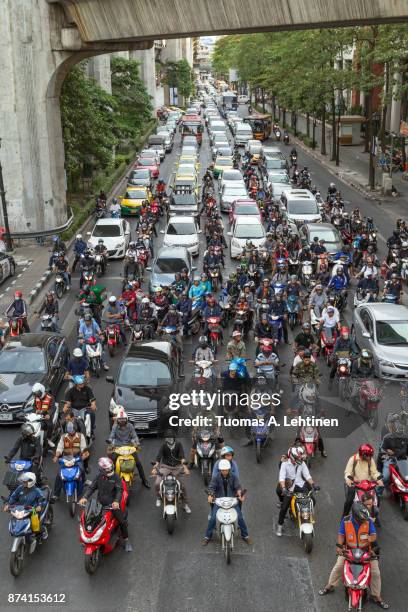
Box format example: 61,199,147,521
340,326,350,336
88,336,97,345
358,444,374,458
15,290,22,298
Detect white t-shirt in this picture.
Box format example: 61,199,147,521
279,461,311,492
293,353,316,367
320,309,340,328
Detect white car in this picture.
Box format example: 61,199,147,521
228,216,266,258
87,218,131,259
161,215,201,256
220,182,248,211
219,171,244,193
238,94,250,104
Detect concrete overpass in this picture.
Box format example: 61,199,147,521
1,0,408,233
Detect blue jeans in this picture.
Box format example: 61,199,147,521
205,502,249,540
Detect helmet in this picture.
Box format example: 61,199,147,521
21,423,35,438
288,446,304,464
32,383,45,398
193,275,200,282
98,457,114,476
109,295,117,304
220,446,234,457
391,273,399,280
290,275,297,282
76,234,82,240
336,266,343,274
72,375,85,385
198,335,208,347
73,348,83,358
15,290,22,298
329,182,336,189
358,443,374,459
18,472,37,488
302,322,311,331
142,297,150,305
303,349,312,358
340,326,350,337
218,459,231,471
351,501,370,524
116,407,128,424
84,313,92,321
88,336,97,345
98,239,104,244
229,362,238,371
232,330,242,338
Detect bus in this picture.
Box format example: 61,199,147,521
243,113,272,141
181,114,204,145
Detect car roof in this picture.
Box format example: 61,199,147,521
167,215,195,224
303,223,337,232
4,332,63,349
234,216,262,225
360,304,408,321
94,218,122,226
127,340,172,359
155,245,189,258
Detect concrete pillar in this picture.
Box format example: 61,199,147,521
113,51,130,60
0,0,68,233
161,39,183,62
130,47,156,111
86,54,112,93
390,72,402,134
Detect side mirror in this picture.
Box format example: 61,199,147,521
227,231,232,236
160,230,165,234
198,229,202,234
86,231,91,236
362,331,371,339
106,376,114,383
192,266,197,271
145,266,152,271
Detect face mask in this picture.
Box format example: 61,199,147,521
165,438,175,448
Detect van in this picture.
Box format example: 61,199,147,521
280,190,321,225
235,123,253,146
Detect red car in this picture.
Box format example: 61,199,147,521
135,157,159,179
229,199,261,224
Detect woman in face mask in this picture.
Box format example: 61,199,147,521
152,431,191,514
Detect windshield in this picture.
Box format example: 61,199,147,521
235,204,259,215
167,222,196,235
177,166,195,175
288,200,319,215
138,159,155,167
225,188,247,197
124,190,146,200
0,349,46,374
218,148,232,156
211,125,226,132
269,174,290,184
376,321,408,346
130,170,149,179
266,159,286,169
216,159,233,166
93,224,121,237
223,171,242,181
308,228,338,243
118,359,172,386
154,257,187,273
235,223,264,239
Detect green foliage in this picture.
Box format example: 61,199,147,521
162,59,194,99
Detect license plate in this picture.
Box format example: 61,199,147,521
137,423,148,429
0,413,13,421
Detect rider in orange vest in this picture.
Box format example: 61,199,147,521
32,383,55,443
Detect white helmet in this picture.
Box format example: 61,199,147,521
288,447,304,464
142,297,150,304
76,234,82,240
218,459,231,471
32,383,45,399
73,348,83,358
18,472,37,488
109,295,117,304
116,407,128,422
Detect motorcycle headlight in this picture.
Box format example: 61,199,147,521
14,463,26,471
12,509,30,519
166,492,175,501
115,243,123,249
301,511,310,520
196,447,203,457
63,458,75,467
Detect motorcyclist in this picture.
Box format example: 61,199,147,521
351,349,375,378
188,275,206,307
176,292,192,337
5,290,30,332
292,349,321,386
63,375,97,437
327,182,337,197
202,459,250,546
256,278,274,301
104,295,127,345
136,297,157,338
310,237,327,256
212,446,240,479
276,446,317,536
254,342,279,386
328,266,348,299
31,382,56,444
226,330,246,360
378,415,408,487
48,235,67,269
109,198,121,217
73,234,88,271
158,304,182,348
202,295,223,339
269,294,289,343
298,244,313,263
294,322,318,353
79,249,95,288
52,421,88,498
343,444,383,516
107,408,150,488
53,252,71,290
319,305,340,335
65,347,91,384
3,473,48,539
94,239,108,274
37,290,60,331
308,284,327,319
5,424,42,481
79,457,132,552
385,273,403,303
203,246,223,279
152,432,191,513
329,327,358,385
357,272,379,298
319,501,388,608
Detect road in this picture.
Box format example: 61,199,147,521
0,104,406,612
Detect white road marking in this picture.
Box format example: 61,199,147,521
11,280,16,285
17,273,22,278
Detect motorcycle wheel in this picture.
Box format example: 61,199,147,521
303,533,313,554
224,540,231,564
325,352,331,367
45,505,54,531
203,471,210,487
306,456,313,469
68,496,76,518
84,549,100,575
94,360,101,379
401,500,408,520
55,283,64,299
96,264,102,278
166,514,175,535
108,344,115,358
339,378,346,402
10,541,26,577
367,410,378,430
256,440,262,463
289,317,295,331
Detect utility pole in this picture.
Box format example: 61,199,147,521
0,139,13,252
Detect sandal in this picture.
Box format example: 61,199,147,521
372,599,390,610
318,587,334,596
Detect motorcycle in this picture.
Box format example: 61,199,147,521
287,294,301,330
298,424,319,468
192,359,214,387
8,316,24,337
251,404,273,463
290,153,297,167
58,455,83,517
156,468,184,535
289,488,318,553
70,406,92,446
352,379,382,429
208,265,220,291
112,445,138,492
105,323,121,357
300,260,314,288
353,289,378,307
212,493,245,564
85,338,103,377
40,314,57,332
7,488,53,576
401,258,408,282
79,487,129,574
348,478,380,523
342,547,374,610
275,129,281,141
3,459,38,492
320,326,337,366
269,314,283,344
207,315,222,354
80,268,96,288
17,409,60,455
94,254,106,277
336,356,352,401
194,430,216,486
387,456,408,519
187,306,201,336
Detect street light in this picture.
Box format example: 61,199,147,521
0,139,13,252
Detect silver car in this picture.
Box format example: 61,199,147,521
352,303,408,380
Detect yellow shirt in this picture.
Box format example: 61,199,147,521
344,454,381,483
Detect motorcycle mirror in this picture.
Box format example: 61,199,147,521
105,376,114,383
160,230,165,234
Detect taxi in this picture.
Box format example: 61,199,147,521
178,155,200,171
119,186,152,216
213,156,234,180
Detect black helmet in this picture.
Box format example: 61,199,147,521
351,501,370,524
198,335,208,348
303,349,312,358
302,322,311,331
21,424,35,438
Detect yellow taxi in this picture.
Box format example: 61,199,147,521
213,156,234,179
178,155,200,171
119,186,152,216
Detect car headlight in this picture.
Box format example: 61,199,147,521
115,242,123,249
379,360,395,368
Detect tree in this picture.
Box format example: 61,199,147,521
162,59,194,101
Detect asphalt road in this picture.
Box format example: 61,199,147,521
0,105,406,612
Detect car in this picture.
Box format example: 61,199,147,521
264,157,288,172
216,146,233,157
352,304,408,380
266,171,292,202
212,140,230,159
180,146,198,157
148,144,165,161
139,149,161,166
169,192,199,217
87,218,131,258
213,156,234,179
0,252,16,285
220,180,247,212
281,190,321,225
147,246,195,293
183,135,198,148
234,123,253,146
119,186,152,216
228,216,266,258
245,139,264,156
299,222,343,257
161,215,201,256
172,176,199,197
107,341,183,433
0,333,68,424
135,157,159,179
229,199,261,224
219,169,244,188
126,169,152,189
238,94,250,104
156,129,173,152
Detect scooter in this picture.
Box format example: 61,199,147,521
298,425,319,468
207,315,222,354
212,492,246,564
289,488,318,553
336,356,352,401
105,323,121,357
194,430,216,486
300,260,314,288
388,456,408,519
70,406,92,446
79,486,129,574
287,294,300,330
7,486,53,576
342,547,374,611
8,317,24,337
251,405,272,463
94,254,106,277
58,455,84,517
208,266,220,291
54,273,68,299
357,380,382,429
156,468,184,535
40,314,57,332
85,338,103,377
348,478,380,524
192,359,215,387
112,445,138,492
320,326,337,366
